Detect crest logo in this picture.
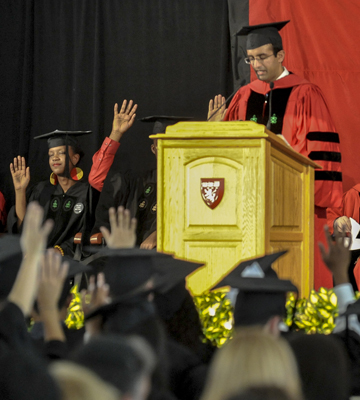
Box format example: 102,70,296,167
200,178,224,209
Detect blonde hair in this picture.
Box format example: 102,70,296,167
200,327,303,400
50,361,121,400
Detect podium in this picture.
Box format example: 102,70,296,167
152,121,319,298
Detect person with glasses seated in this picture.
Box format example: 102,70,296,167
208,20,342,289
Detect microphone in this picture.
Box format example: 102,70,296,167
266,81,274,130
207,79,246,121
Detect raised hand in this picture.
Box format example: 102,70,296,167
8,202,54,315
100,206,137,249
20,201,54,257
208,94,227,121
110,100,138,142
81,273,110,339
37,249,69,312
318,225,351,285
10,156,30,191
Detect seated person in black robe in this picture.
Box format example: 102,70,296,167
8,130,99,257
91,116,191,249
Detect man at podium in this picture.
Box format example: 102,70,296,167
208,21,342,289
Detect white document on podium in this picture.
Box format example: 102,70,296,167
349,218,360,250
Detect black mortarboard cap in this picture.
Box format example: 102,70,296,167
84,248,204,296
34,130,92,150
140,116,193,134
212,250,296,292
237,20,290,50
211,251,297,326
84,248,205,321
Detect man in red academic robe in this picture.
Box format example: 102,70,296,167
208,21,342,289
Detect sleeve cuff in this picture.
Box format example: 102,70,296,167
333,283,355,313
102,137,120,155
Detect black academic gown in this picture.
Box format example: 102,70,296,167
8,180,99,257
92,168,157,246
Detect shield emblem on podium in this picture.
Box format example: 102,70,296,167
200,178,225,209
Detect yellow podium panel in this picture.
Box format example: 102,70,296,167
153,122,317,297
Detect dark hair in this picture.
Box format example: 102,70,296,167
272,45,283,57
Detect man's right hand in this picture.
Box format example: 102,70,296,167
208,95,226,121
10,156,30,191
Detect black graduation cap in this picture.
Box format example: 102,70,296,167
34,129,92,178
85,248,204,296
34,130,92,150
211,251,297,327
140,116,193,134
237,20,290,50
84,248,205,320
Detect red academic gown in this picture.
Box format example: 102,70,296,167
224,73,343,289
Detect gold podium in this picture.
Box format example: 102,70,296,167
152,121,318,298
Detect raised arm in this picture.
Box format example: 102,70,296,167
89,100,138,192
37,249,69,343
8,202,53,316
9,156,30,228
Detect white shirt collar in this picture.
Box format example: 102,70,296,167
276,66,289,80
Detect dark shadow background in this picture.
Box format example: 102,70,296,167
1,0,250,212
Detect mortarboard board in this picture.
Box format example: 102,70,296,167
140,116,193,134
84,248,205,321
34,130,92,150
237,20,290,50
84,247,204,296
211,251,297,326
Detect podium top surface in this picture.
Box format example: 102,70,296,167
150,121,320,169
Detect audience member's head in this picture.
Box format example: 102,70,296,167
50,361,121,400
200,327,303,400
289,333,350,400
0,350,61,400
72,334,155,400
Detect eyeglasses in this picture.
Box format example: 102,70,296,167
244,54,275,64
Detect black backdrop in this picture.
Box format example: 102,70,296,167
0,0,241,211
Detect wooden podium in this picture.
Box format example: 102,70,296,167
152,121,319,298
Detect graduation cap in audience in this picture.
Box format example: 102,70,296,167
34,130,92,178
140,116,194,134
84,248,205,322
237,20,290,50
212,251,298,326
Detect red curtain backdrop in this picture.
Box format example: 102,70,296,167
250,0,360,289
